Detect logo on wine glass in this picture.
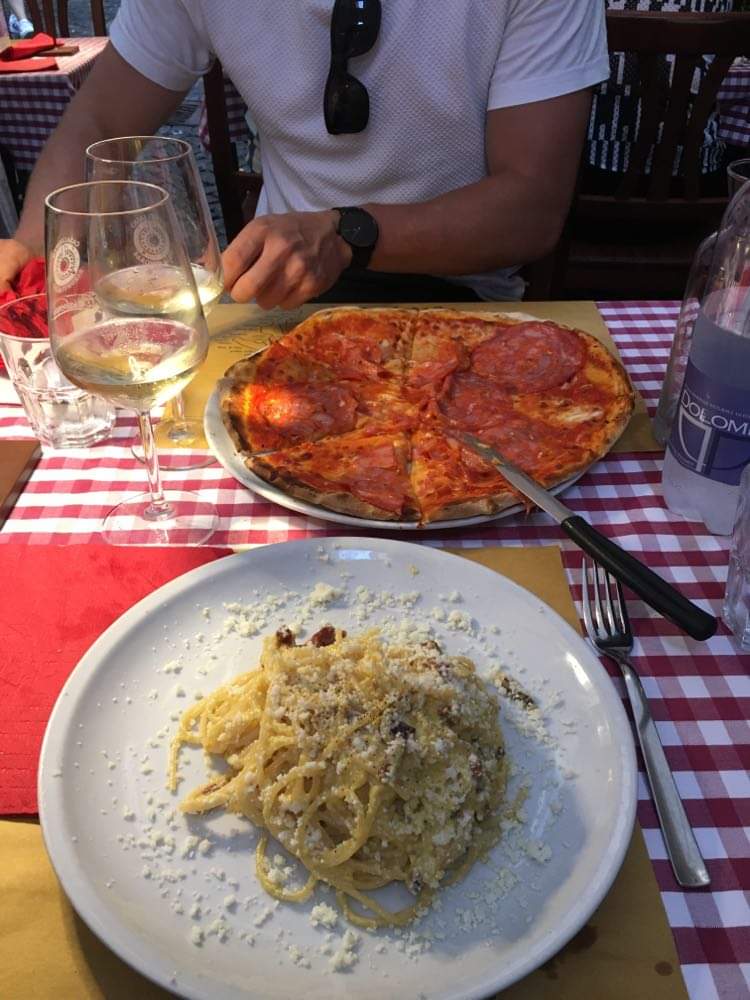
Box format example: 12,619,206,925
133,218,170,263
51,238,81,291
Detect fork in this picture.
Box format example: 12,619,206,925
581,556,711,889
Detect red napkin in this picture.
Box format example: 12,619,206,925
0,56,57,72
0,258,47,373
0,544,232,814
0,33,56,61
0,257,46,308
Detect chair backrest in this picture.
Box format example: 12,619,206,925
26,0,107,38
582,10,750,225
203,59,262,242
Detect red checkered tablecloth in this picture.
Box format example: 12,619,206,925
0,37,107,171
0,301,748,1000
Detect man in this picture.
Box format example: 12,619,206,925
0,0,609,308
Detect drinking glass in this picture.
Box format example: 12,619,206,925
0,293,115,448
727,158,750,199
45,180,218,545
85,136,223,469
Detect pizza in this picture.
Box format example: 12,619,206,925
219,306,634,523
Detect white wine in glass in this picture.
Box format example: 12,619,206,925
54,317,207,410
45,179,219,546
96,262,223,317
85,136,224,468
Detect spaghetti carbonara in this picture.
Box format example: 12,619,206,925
168,626,507,928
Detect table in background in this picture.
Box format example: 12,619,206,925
0,37,107,172
0,152,17,236
0,301,747,1000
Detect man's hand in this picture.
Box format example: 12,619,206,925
222,210,352,309
0,239,32,294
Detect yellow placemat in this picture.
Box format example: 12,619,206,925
171,301,660,453
453,548,685,999
0,546,684,999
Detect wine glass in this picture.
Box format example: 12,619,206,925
45,180,219,545
85,136,223,469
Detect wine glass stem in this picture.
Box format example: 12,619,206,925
172,391,186,422
137,411,174,521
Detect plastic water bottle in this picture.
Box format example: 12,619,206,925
652,232,717,445
662,292,750,534
662,185,750,534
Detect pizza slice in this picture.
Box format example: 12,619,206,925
504,335,634,454
248,425,418,521
437,321,634,483
221,377,361,453
471,414,598,489
221,345,420,454
467,319,588,394
283,306,415,384
406,309,536,401
352,380,421,433
235,339,336,387
435,376,615,492
410,422,524,523
406,318,469,399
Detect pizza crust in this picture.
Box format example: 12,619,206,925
248,457,415,522
419,491,519,524
219,382,252,461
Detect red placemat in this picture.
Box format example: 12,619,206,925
0,544,231,814
0,57,57,73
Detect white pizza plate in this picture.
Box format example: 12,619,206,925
203,388,587,530
39,537,636,1000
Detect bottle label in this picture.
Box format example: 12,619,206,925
668,359,750,486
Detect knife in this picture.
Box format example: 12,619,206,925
459,432,717,641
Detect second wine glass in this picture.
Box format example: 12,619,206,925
85,136,223,469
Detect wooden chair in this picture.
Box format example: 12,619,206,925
25,0,107,37
552,11,750,299
203,60,262,242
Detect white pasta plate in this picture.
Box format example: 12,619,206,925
203,388,588,531
39,537,636,1000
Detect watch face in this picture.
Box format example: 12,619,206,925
340,208,378,249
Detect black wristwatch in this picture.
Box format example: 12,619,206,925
334,206,379,269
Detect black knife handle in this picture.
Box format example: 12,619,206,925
563,515,717,641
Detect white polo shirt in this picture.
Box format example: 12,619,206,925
110,1,609,300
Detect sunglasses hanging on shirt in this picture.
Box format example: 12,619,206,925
324,0,382,135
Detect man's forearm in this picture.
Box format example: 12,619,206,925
362,91,591,278
15,108,112,254
364,170,565,277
